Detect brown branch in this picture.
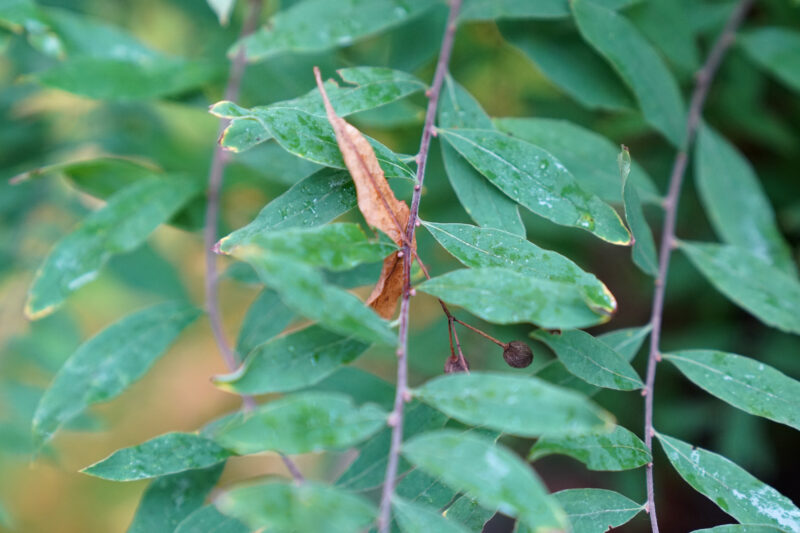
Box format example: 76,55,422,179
377,0,462,530
642,1,754,530
203,0,303,483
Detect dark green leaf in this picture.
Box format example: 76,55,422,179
599,325,652,362
740,28,800,93
553,488,644,533
620,146,658,276
82,432,231,481
692,526,787,533
215,326,370,395
679,241,800,335
212,392,386,454
664,350,800,430
392,496,470,533
235,289,294,359
32,302,201,446
439,128,631,244
414,372,614,437
529,425,651,471
175,505,248,533
403,430,568,532
215,480,376,533
460,0,570,21
309,367,395,410
25,176,201,319
572,0,686,146
627,0,700,74
423,221,616,315
695,125,795,276
445,496,495,532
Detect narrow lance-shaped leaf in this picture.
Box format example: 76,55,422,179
553,489,644,533
695,124,795,276
439,127,631,245
739,28,800,94
392,496,470,533
679,241,800,335
444,496,495,532
32,302,201,446
529,425,651,471
657,432,800,530
235,289,294,359
664,350,800,431
572,0,686,146
626,0,700,74
215,326,370,395
175,505,248,533
403,430,569,532
414,372,614,437
26,175,201,319
211,392,387,455
620,145,658,276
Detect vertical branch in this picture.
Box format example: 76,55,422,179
643,1,754,531
377,0,462,531
203,0,303,483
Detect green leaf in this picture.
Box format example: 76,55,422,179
215,325,370,395
664,350,800,431
309,367,395,410
572,0,686,146
439,128,631,244
627,0,700,74
25,176,201,319
403,430,568,532
82,432,231,481
233,251,396,345
235,289,294,359
218,168,357,253
445,496,495,532
128,464,224,533
418,266,611,329
740,27,800,93
32,302,201,446
599,325,652,362
211,392,386,455
175,505,248,533
423,221,616,315
439,76,524,235
529,425,651,471
233,0,435,61
216,480,376,533
460,0,570,21
679,241,800,335
392,496,470,533
500,21,634,112
692,526,788,533
494,117,660,204
532,329,643,391
553,488,644,533
620,146,658,276
695,125,795,276
657,432,800,530
414,372,613,437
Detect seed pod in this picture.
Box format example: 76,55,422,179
444,356,469,373
503,341,533,368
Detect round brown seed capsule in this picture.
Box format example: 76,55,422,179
503,341,534,368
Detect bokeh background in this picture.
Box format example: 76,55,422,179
1,0,800,531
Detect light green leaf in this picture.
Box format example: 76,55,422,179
553,488,644,533
216,481,375,533
529,425,651,471
309,367,395,410
599,325,652,362
692,526,788,533
207,0,235,25
620,146,658,276
572,0,686,146
403,430,568,532
664,350,800,431
215,326,369,395
627,0,700,74
235,289,294,359
233,0,435,61
695,125,795,276
414,372,613,437
439,128,631,244
218,168,357,253
439,76,524,235
25,176,201,319
740,28,800,93
460,0,569,21
679,241,800,335
445,496,495,531
175,505,248,533
393,496,470,533
82,432,231,481
32,302,201,446
494,117,660,204
128,464,225,533
658,432,800,530
212,392,386,455
418,266,611,329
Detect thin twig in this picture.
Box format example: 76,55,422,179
377,1,462,530
203,0,304,483
452,317,506,347
643,1,753,530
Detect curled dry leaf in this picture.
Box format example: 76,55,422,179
314,66,416,319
